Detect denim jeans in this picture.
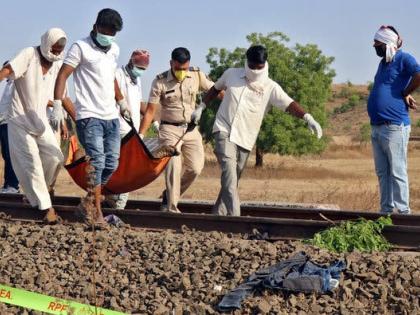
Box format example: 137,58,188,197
218,252,346,311
371,124,411,214
76,118,120,186
0,124,19,190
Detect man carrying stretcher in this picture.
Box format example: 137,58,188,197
54,8,128,224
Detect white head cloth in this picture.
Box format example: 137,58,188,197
40,28,67,62
374,27,401,63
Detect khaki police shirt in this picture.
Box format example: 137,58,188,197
148,67,214,123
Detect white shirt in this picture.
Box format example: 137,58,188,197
115,66,142,135
8,47,62,135
64,36,119,121
0,80,14,125
213,68,293,151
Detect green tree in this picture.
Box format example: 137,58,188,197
201,32,335,166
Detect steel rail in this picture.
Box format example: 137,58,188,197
0,201,418,249
0,193,419,227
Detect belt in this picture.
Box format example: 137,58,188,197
161,120,188,127
372,121,393,126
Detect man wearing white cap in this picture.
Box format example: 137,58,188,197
105,49,159,209
0,28,68,223
368,25,420,214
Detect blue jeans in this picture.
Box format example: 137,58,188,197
0,124,19,190
76,118,120,186
371,124,411,214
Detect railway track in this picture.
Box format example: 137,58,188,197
0,196,419,249
1,193,420,227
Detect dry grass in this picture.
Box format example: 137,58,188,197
2,84,420,214
1,140,411,214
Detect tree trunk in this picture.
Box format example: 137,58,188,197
255,147,264,167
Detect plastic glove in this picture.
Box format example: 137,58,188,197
50,100,64,130
303,113,322,139
152,120,160,132
118,99,131,120
191,102,206,124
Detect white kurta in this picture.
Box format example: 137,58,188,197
115,66,142,135
213,68,293,151
7,47,63,210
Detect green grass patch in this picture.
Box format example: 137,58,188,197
305,216,393,253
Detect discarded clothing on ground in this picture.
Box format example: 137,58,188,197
218,251,346,311
104,214,124,227
65,130,173,194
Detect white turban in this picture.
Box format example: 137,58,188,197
40,28,67,62
374,26,402,63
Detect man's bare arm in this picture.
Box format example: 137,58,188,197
62,97,76,121
139,103,158,136
54,64,74,100
140,101,147,116
114,79,124,102
402,73,420,109
285,101,306,119
202,86,222,106
403,73,420,96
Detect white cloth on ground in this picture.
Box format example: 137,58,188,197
64,36,120,121
374,27,401,63
212,67,293,151
8,121,63,210
115,66,142,135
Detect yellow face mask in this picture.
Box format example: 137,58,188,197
174,70,188,81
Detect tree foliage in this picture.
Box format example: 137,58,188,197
201,32,336,165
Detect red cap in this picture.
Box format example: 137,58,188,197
131,49,150,68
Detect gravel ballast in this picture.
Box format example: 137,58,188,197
0,220,419,314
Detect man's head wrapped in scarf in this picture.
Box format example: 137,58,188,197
374,25,402,63
131,49,150,69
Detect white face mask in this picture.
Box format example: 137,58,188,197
245,61,268,82
40,48,64,62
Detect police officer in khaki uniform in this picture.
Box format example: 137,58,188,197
139,47,213,212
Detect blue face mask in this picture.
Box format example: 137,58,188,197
96,32,115,47
132,67,145,78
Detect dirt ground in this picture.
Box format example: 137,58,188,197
2,85,420,214
9,140,416,214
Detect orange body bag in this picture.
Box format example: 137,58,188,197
65,129,170,194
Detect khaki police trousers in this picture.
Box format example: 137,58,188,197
159,124,204,212
213,132,250,216
8,122,63,210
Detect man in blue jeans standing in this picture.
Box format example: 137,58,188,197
54,8,129,223
368,25,420,214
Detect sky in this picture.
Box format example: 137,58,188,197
0,0,419,95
